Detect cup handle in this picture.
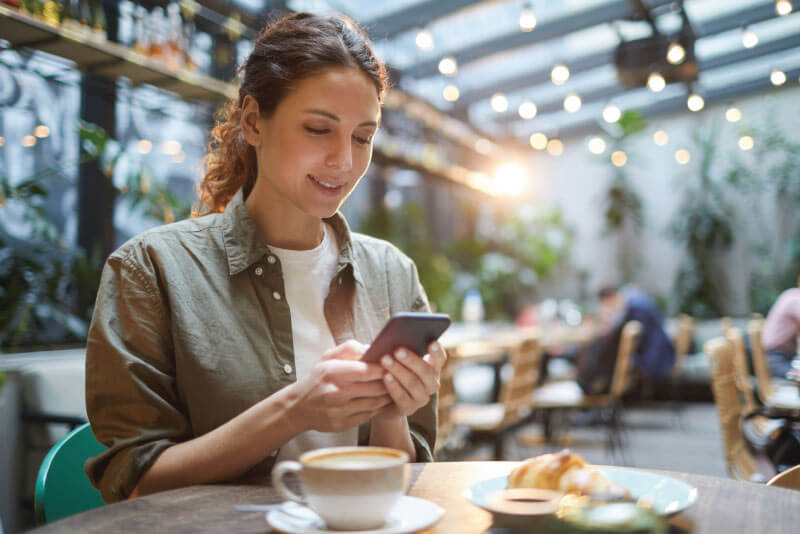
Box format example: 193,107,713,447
271,461,307,504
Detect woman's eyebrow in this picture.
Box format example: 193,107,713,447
304,109,378,128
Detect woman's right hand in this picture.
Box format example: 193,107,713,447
289,341,391,433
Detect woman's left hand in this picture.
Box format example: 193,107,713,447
377,341,447,417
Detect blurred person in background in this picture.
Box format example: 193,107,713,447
762,274,800,378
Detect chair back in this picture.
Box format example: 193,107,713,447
726,328,758,414
497,337,543,426
748,318,774,403
34,422,106,524
767,464,800,490
672,314,695,377
608,321,642,399
435,349,459,453
705,337,770,482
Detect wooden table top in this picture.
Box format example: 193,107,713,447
33,461,800,533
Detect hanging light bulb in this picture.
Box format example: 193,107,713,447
602,104,621,123
442,84,460,102
776,0,793,16
742,27,759,49
647,72,666,92
415,29,434,50
546,139,564,156
519,4,537,32
653,130,669,146
770,69,787,86
563,93,582,113
551,62,569,85
588,137,606,155
490,93,508,113
725,106,742,122
666,42,686,65
518,101,537,119
438,56,457,76
530,132,548,150
687,92,704,112
738,135,755,151
675,149,691,164
611,150,627,167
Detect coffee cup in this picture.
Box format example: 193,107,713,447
271,446,410,530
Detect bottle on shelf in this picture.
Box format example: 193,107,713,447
132,4,150,56
41,0,62,26
164,2,184,71
90,0,105,39
148,6,166,62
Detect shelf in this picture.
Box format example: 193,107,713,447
0,4,237,101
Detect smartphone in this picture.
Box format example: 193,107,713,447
360,312,451,363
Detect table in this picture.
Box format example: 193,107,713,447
32,461,800,533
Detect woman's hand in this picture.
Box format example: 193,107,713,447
377,341,447,417
289,341,391,433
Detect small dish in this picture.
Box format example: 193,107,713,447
265,496,444,534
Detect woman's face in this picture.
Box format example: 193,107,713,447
244,67,380,219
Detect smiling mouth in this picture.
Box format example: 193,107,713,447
308,174,345,190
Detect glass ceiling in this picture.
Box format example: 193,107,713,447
260,1,798,142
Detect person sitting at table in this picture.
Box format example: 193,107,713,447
84,13,445,503
762,274,800,378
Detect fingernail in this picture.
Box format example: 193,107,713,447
385,374,394,383
382,355,393,366
396,348,407,359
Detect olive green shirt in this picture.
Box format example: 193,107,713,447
85,189,436,503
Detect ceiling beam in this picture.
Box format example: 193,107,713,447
398,0,673,79
365,0,481,40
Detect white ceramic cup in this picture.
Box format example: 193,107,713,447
271,446,410,530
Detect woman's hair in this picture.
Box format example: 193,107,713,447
194,13,389,216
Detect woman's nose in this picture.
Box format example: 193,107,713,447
325,137,353,171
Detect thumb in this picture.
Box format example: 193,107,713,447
322,340,369,361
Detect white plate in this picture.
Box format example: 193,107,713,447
266,496,444,534
465,467,698,517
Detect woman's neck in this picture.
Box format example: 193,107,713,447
244,182,324,251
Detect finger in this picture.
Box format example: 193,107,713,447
322,360,386,383
391,348,439,396
339,394,393,415
322,340,369,361
382,373,416,415
325,380,387,404
426,341,447,372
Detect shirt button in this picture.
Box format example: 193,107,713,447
283,364,293,374
267,255,276,264
272,291,281,300
254,266,263,276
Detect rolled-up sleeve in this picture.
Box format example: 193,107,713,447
85,243,189,503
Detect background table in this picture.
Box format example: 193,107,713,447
33,461,800,533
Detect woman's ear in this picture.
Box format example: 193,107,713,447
241,95,261,147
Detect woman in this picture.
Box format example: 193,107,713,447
85,13,445,503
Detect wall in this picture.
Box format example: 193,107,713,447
528,84,800,314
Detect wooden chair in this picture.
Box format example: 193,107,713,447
704,337,775,483
749,318,800,409
434,351,458,457
670,314,695,412
450,336,543,459
767,464,800,490
528,321,642,460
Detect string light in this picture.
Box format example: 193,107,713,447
443,84,460,102
530,132,548,150
546,139,564,156
611,150,627,167
22,135,36,147
160,140,182,155
438,56,457,76
475,138,493,155
518,101,537,119
675,149,691,164
742,27,758,49
647,72,666,92
415,29,434,50
519,4,537,32
725,106,742,122
666,42,686,65
776,0,793,16
588,137,606,154
138,139,153,154
653,130,669,146
738,135,754,151
770,69,787,86
602,104,621,123
0,137,4,147
563,93,582,113
551,63,569,85
490,93,508,113
34,125,50,138
687,93,705,112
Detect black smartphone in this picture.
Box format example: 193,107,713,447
360,312,451,363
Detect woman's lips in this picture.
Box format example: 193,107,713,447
308,174,345,192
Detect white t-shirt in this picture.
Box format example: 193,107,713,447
272,223,358,462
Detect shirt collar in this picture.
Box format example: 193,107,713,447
222,188,363,286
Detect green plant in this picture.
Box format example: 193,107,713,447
669,121,734,318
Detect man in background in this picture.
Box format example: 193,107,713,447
762,274,800,378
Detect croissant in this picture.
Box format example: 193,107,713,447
507,450,630,500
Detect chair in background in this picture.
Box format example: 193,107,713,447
34,422,106,524
749,319,800,409
670,314,695,410
451,336,543,459
527,321,642,460
705,337,775,483
767,464,800,490
434,352,458,457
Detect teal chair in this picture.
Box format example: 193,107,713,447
34,423,106,524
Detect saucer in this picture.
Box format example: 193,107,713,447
265,496,444,534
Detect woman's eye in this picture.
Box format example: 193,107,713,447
353,135,372,145
304,126,329,135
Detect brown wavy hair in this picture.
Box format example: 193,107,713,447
194,13,389,216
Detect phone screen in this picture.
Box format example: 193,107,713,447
361,312,451,362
